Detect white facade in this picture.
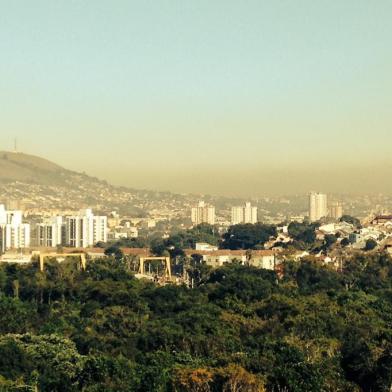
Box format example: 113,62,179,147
309,192,328,222
231,206,244,225
0,204,30,252
231,202,258,225
65,209,107,248
191,201,215,225
195,242,218,251
37,216,64,247
195,250,276,270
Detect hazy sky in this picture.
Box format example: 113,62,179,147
0,1,391,196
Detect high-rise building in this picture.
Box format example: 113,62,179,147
231,206,244,225
0,204,30,252
191,201,215,225
37,216,65,247
65,209,107,248
329,201,343,220
309,192,328,222
231,202,258,225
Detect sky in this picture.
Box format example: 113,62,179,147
0,0,391,196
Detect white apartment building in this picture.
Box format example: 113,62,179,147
65,209,107,248
37,216,64,247
191,201,215,225
309,192,328,222
0,204,30,252
231,202,258,225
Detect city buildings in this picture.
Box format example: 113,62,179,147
35,209,108,248
231,202,258,224
65,209,107,248
330,201,344,220
191,201,215,225
309,192,328,222
0,204,31,252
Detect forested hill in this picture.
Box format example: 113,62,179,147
1,254,392,391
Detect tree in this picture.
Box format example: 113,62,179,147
221,224,277,250
268,344,325,392
104,245,124,261
150,238,168,256
364,239,378,251
296,259,344,293
0,334,84,391
341,238,350,247
288,222,318,245
172,367,213,392
217,364,265,392
324,234,337,249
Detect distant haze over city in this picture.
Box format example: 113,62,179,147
1,1,391,196
99,162,392,197
1,150,392,197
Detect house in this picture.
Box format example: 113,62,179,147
185,249,278,270
195,242,218,251
245,250,276,270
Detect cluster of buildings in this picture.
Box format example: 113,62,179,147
191,194,343,228
191,201,258,226
0,204,108,253
231,202,258,224
309,192,343,222
37,209,107,248
191,201,216,225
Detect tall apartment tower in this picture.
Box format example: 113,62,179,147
0,204,30,253
65,209,108,248
191,201,215,225
330,201,343,220
309,192,328,222
231,202,258,225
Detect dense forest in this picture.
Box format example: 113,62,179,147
0,253,392,391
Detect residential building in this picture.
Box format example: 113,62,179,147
65,209,107,248
231,202,258,225
191,201,215,225
309,192,328,222
0,204,30,252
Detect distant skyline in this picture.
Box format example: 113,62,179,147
0,1,391,196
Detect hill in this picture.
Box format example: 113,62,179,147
0,151,191,215
0,151,84,186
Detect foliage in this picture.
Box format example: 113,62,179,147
364,238,378,251
287,221,318,246
221,224,277,250
0,255,391,391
